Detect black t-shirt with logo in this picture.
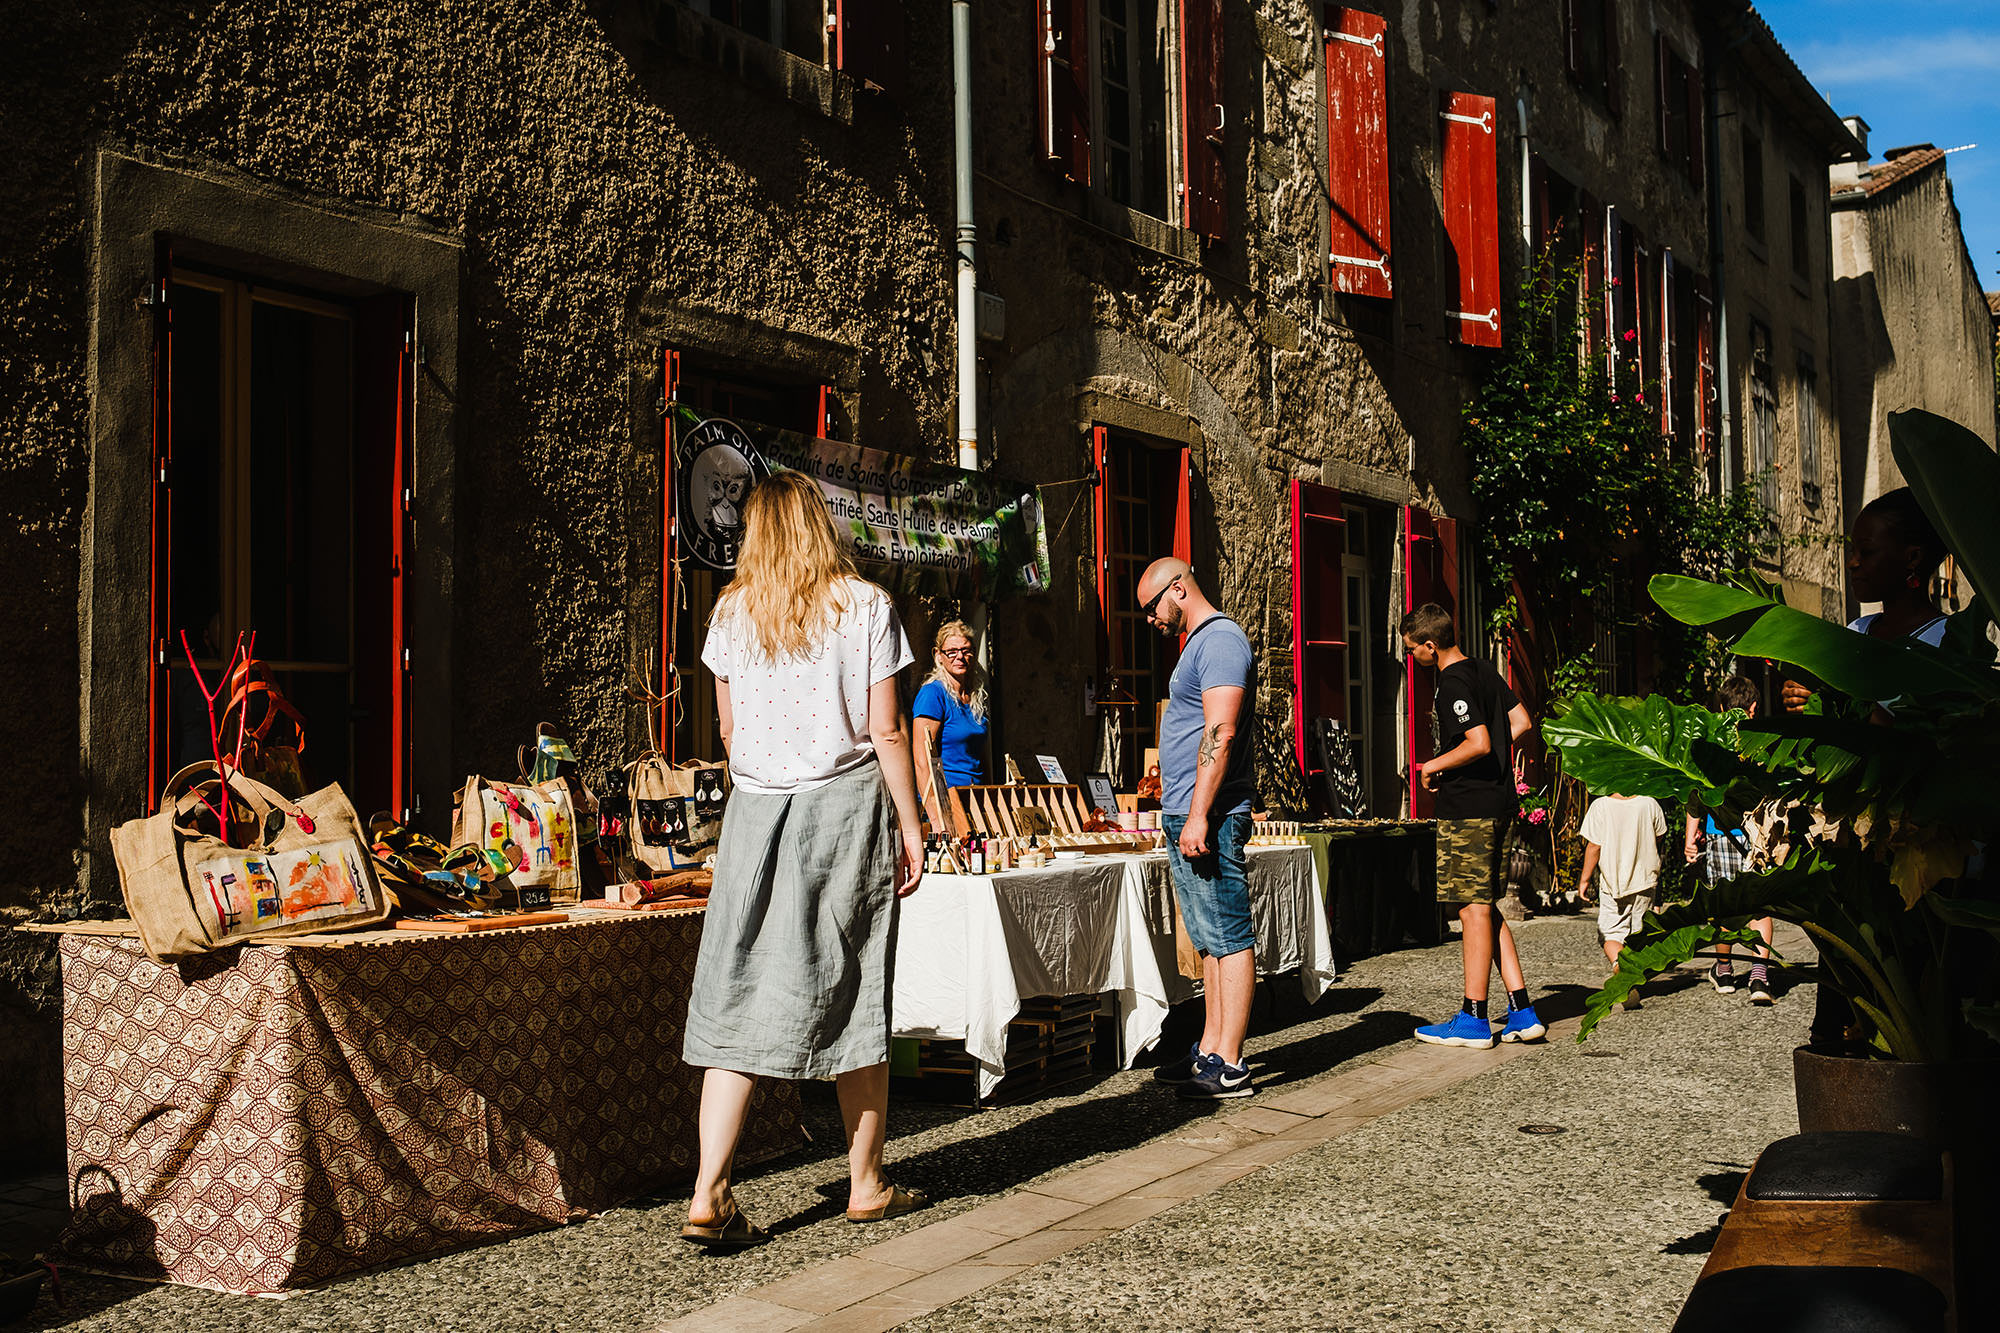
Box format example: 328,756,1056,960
1432,657,1522,820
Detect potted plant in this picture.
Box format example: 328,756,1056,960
1541,410,2000,1142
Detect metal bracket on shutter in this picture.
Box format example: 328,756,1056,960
1449,307,1500,330
1328,28,1384,58
1330,252,1390,274
1442,108,1495,133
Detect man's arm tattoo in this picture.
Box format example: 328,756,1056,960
1197,723,1224,768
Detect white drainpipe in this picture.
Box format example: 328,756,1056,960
952,0,980,471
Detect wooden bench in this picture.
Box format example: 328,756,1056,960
1675,1131,1955,1332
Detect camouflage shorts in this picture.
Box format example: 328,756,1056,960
1435,816,1513,906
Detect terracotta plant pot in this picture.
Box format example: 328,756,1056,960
1793,1045,1953,1142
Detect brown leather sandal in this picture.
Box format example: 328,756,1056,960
680,1203,769,1249
846,1185,930,1223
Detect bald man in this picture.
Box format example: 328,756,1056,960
1137,558,1260,1100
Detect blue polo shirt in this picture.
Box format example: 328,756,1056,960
1159,614,1257,816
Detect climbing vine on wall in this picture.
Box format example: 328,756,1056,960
1461,263,1771,708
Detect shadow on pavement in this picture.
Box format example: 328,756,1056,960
1661,1165,1751,1256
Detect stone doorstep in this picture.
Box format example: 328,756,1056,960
658,1024,1583,1332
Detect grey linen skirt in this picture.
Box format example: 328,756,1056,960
682,760,900,1080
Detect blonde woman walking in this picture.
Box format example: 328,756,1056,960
681,471,929,1248
912,619,988,828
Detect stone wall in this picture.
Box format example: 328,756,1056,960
0,0,955,1160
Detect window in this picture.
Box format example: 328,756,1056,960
159,268,409,817
1093,0,1171,217
1095,428,1187,783
1797,352,1821,507
1040,0,1224,236
1565,0,1621,112
690,1,783,49
1789,175,1811,281
1742,131,1766,244
1749,322,1778,512
1654,35,1703,189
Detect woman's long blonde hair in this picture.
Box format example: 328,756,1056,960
923,619,987,721
713,470,861,661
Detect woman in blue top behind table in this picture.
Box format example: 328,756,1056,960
912,621,989,829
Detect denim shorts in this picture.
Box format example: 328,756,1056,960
1160,811,1255,958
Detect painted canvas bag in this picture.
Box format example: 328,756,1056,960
454,776,582,900
625,756,729,874
109,763,389,962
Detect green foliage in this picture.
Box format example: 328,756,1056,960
1462,262,1772,702
1556,409,2000,1060
1543,694,1742,805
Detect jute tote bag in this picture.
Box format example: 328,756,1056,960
109,762,390,962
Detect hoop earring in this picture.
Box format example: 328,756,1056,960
1906,573,1923,590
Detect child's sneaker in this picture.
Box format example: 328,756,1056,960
1708,964,1738,994
1414,1010,1497,1049
1178,1057,1255,1100
1498,1006,1546,1042
1748,976,1774,1006
1620,986,1643,1011
1153,1043,1213,1084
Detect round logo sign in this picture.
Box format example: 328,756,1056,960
677,417,766,570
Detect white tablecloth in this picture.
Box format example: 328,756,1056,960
891,845,1333,1096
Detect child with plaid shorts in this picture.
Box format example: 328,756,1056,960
1683,675,1774,1005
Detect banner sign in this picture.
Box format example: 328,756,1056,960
671,405,1051,600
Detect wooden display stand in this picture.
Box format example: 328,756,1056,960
945,783,1093,838
893,994,1115,1107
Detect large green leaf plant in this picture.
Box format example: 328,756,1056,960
1544,410,2000,1057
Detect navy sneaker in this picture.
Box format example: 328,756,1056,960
1498,1005,1546,1043
1153,1043,1213,1084
1414,1010,1497,1049
1178,1057,1254,1100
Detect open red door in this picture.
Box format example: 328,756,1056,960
1290,482,1347,796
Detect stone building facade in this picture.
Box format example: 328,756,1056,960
0,0,1875,1158
1831,131,2000,611
1702,5,1858,624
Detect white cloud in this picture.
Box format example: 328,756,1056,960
1792,30,2000,88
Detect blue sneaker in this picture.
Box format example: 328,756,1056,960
1178,1057,1255,1100
1498,1005,1547,1043
1414,1010,1497,1049
1154,1043,1213,1084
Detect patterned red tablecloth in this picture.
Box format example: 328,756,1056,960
54,912,801,1294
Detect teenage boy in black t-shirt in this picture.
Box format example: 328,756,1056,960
1400,603,1545,1049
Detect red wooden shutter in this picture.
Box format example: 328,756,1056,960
1603,1,1623,113
1325,8,1392,297
1178,0,1226,238
1440,91,1501,348
836,0,905,98
1685,58,1705,189
1290,481,1347,784
1660,248,1676,436
661,347,682,757
1693,273,1716,461
146,242,173,809
1603,204,1621,380
1173,446,1196,649
1403,505,1436,818
1092,425,1114,671
1039,0,1091,185
1579,189,1602,359
1654,33,1671,158
389,306,414,821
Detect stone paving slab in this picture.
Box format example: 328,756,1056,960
3,916,1814,1332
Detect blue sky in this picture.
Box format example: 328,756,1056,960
1757,0,2000,294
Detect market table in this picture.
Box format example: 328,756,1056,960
30,909,800,1295
1301,821,1440,960
891,845,1333,1097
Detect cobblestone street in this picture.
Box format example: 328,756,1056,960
8,916,1813,1332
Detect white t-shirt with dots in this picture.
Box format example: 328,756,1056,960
701,578,913,794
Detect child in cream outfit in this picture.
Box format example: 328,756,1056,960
1577,791,1668,1007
